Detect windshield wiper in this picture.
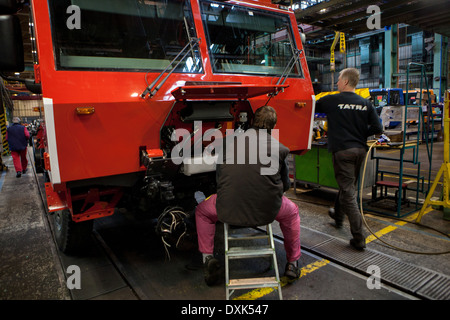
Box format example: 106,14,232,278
276,48,302,85
141,37,200,98
264,49,302,106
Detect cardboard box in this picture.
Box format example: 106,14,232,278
388,133,404,142
416,92,436,104
384,130,404,142
380,106,420,128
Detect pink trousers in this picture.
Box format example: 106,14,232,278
195,194,301,262
11,149,28,173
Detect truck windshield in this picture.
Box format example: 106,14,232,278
48,0,202,73
200,0,302,77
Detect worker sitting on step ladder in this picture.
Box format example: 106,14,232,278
195,106,301,286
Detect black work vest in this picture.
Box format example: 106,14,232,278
216,128,290,227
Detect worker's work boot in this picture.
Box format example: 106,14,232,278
284,261,301,281
203,255,220,286
328,208,343,228
350,238,366,251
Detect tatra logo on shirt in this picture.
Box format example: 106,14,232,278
337,104,367,111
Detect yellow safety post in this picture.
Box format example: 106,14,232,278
339,32,345,53
330,31,339,72
416,90,450,223
330,31,341,91
0,108,9,156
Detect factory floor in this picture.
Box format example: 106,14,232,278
0,142,449,310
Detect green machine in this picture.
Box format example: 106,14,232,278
294,143,339,189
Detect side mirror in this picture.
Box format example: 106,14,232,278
298,26,306,45
25,79,42,94
300,33,306,44
0,14,24,72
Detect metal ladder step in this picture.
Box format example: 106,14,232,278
227,233,270,241
226,246,275,258
228,277,279,290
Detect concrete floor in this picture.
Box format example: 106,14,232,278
0,157,70,300
0,142,449,302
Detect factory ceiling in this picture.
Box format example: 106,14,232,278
294,0,450,41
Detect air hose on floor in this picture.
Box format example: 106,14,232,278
359,140,450,255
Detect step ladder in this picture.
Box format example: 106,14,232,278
224,223,282,300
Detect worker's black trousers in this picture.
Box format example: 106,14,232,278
332,147,367,242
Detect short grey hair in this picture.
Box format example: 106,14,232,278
12,117,21,124
339,68,360,88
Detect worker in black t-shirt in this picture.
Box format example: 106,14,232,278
315,68,382,250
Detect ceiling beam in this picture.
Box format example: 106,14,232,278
296,0,450,38
334,0,449,34
321,0,425,30
299,0,377,24
295,0,349,20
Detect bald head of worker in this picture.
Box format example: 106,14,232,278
337,68,359,93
